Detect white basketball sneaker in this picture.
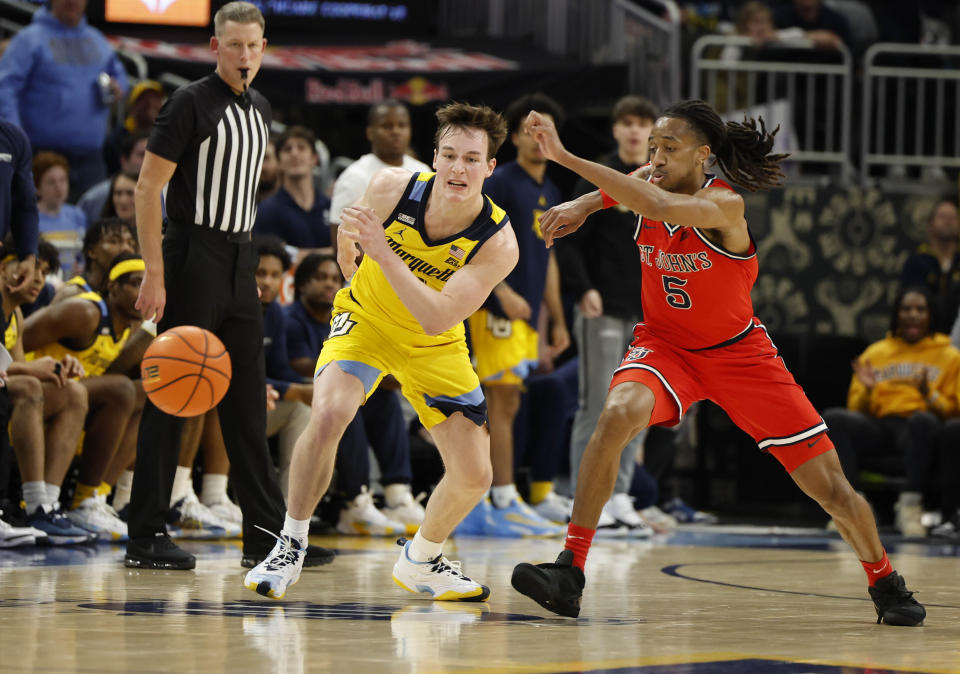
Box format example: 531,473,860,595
381,485,426,535
531,491,573,524
603,493,653,539
204,498,243,527
337,486,406,536
392,538,490,602
69,493,129,542
244,527,306,600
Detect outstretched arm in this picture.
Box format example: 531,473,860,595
525,111,742,231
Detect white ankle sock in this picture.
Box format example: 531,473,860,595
201,473,229,506
408,529,443,562
282,513,309,545
113,471,134,511
44,482,61,508
22,481,47,515
491,484,518,509
170,466,193,506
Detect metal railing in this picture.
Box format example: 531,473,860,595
861,43,960,178
437,0,682,108
690,35,854,179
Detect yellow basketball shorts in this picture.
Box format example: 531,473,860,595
314,307,486,429
467,309,539,386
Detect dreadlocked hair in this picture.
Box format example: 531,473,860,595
662,99,789,192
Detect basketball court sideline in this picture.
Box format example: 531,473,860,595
1,528,957,673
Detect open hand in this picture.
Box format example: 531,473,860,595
340,206,389,266
851,357,877,390
540,200,592,247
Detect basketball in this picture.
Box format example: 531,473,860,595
141,326,232,417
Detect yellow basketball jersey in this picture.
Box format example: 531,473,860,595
66,275,94,293
345,171,509,342
32,291,130,378
4,310,18,351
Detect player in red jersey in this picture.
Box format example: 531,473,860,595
510,99,925,626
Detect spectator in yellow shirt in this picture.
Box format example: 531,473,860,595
823,287,960,538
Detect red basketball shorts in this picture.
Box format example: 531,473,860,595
610,319,833,473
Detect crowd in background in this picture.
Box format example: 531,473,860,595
0,0,959,552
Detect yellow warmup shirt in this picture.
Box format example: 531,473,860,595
848,332,960,419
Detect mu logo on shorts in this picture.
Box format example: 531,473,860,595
626,346,652,361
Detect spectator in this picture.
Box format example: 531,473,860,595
902,199,960,334
329,100,428,247
0,119,44,319
104,80,164,175
78,131,149,225
254,236,315,495
33,152,87,275
2,236,92,545
284,253,424,534
822,287,960,537
0,117,39,544
52,217,137,303
720,1,810,61
0,0,129,197
772,0,854,51
23,252,149,542
256,138,279,204
556,95,664,535
460,93,570,538
100,170,138,226
254,127,331,250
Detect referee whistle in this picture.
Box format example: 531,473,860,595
239,68,249,93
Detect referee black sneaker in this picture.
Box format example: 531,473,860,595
125,532,196,570
241,543,336,569
511,549,585,618
868,571,926,626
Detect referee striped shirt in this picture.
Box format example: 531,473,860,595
147,72,270,234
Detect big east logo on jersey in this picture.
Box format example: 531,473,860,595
626,346,652,361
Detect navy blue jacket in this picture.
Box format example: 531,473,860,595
263,300,305,398
0,119,39,260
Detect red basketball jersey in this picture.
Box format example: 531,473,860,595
633,175,757,350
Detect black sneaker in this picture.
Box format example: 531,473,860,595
868,571,926,626
511,549,585,618
241,543,335,569
125,532,196,570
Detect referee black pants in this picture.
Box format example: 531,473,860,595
128,223,285,555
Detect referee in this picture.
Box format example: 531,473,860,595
125,2,330,570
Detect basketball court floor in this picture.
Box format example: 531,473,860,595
1,527,957,673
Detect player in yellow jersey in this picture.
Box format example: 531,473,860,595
23,253,147,541
246,103,519,601
1,237,92,544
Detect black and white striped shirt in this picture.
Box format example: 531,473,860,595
147,72,270,234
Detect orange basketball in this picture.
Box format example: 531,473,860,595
141,326,232,417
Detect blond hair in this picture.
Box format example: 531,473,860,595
214,1,265,37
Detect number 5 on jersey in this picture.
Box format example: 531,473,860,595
329,312,357,338
662,276,691,309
